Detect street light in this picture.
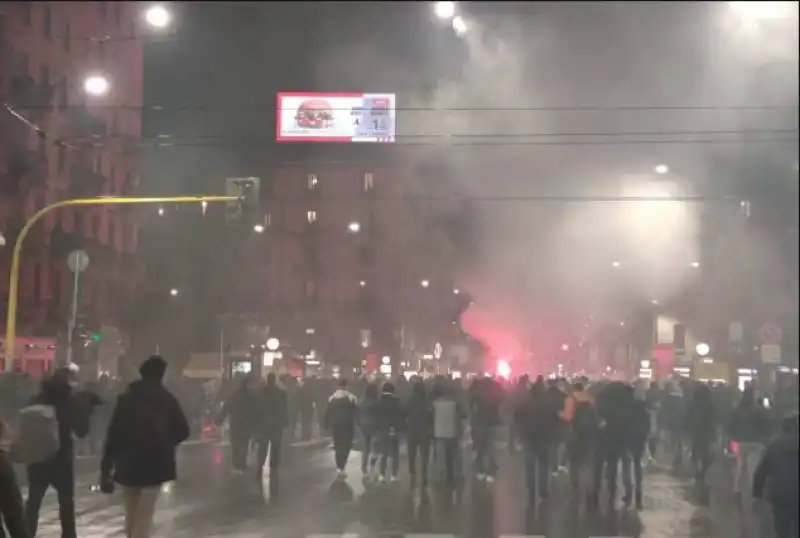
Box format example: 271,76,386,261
253,224,265,234
561,343,570,352
169,288,178,297
359,280,366,288
612,261,621,268
347,221,361,234
144,4,173,29
655,164,669,175
690,261,701,268
158,206,165,216
453,288,460,295
696,342,711,356
452,15,468,36
83,74,110,96
434,1,456,19
421,279,430,288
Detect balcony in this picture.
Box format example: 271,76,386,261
67,106,107,139
68,162,107,197
7,75,55,121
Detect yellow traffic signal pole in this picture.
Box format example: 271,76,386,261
3,195,238,371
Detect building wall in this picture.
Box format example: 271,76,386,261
1,2,143,336
243,161,454,366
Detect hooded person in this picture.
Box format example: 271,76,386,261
324,379,359,477
24,370,89,538
100,355,190,538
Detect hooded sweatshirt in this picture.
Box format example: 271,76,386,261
325,388,358,432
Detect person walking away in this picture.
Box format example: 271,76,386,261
21,370,90,538
508,375,529,452
405,380,434,485
728,387,771,503
359,383,381,479
516,378,558,505
591,381,631,510
254,373,288,483
325,379,359,478
99,355,190,538
644,381,661,463
470,377,502,483
0,420,27,538
624,385,651,509
217,376,258,474
560,381,599,510
547,379,569,474
686,383,716,485
752,414,799,538
431,381,466,488
376,382,404,483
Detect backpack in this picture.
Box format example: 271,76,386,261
10,404,60,464
572,399,598,442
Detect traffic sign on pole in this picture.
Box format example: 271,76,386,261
758,322,782,345
66,250,89,367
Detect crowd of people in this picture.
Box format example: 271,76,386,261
0,365,796,538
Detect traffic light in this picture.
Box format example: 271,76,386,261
89,331,101,343
225,177,260,226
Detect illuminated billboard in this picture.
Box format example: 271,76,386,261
276,92,396,143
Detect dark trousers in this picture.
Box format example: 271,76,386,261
773,502,799,538
332,428,354,470
255,432,282,476
593,443,625,503
361,433,377,472
407,434,431,480
378,432,400,477
26,461,76,538
230,429,252,471
524,442,551,500
622,445,644,504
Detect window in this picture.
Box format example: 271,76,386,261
304,280,316,299
16,51,28,76
57,144,66,172
59,76,68,107
43,6,52,40
63,23,71,52
21,3,32,25
40,64,50,86
364,172,374,192
307,173,319,191
307,210,317,224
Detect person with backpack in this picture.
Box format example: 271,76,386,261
0,420,27,538
560,381,599,509
100,355,190,538
21,370,89,538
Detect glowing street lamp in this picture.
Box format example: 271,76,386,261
169,288,178,297
83,74,110,96
434,1,456,20
145,4,173,29
253,224,265,234
452,15,468,35
655,164,669,175
347,221,361,234
690,261,701,268
421,279,430,288
612,261,621,268
696,342,710,356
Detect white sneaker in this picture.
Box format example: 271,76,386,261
379,475,387,483
485,475,495,484
390,475,399,483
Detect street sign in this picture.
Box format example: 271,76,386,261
761,343,781,364
758,322,782,345
67,250,89,273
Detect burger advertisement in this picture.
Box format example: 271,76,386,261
276,92,396,143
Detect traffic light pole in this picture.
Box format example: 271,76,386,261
3,195,238,372
66,267,80,367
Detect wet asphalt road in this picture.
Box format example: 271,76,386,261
31,440,777,538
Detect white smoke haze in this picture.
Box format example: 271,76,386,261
310,3,798,346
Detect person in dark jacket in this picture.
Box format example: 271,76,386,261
591,381,632,510
622,385,650,509
100,355,189,538
515,379,558,503
405,380,433,484
359,384,380,478
753,414,799,538
325,379,359,477
217,375,258,474
470,377,502,482
254,373,288,482
728,387,772,497
686,383,716,485
0,420,27,538
376,382,405,482
25,370,89,538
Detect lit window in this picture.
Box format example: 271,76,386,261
364,172,374,192
307,210,317,223
307,173,318,190
305,328,315,335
